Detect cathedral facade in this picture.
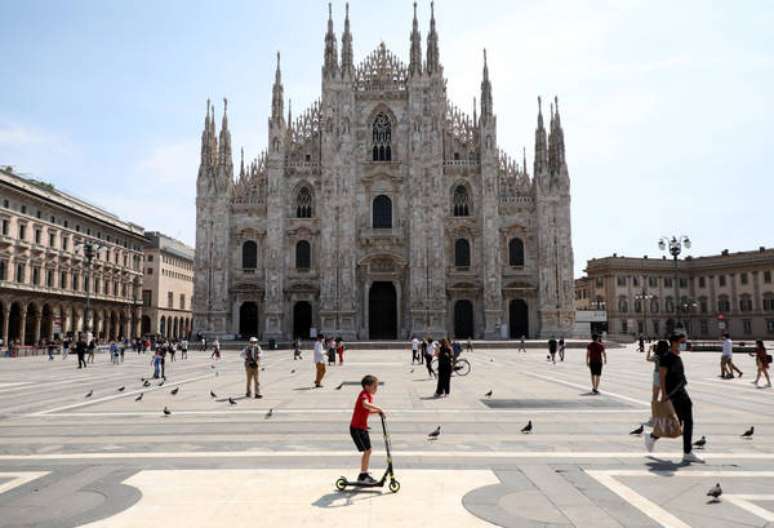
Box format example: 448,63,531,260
193,3,575,341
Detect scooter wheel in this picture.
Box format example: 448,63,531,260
388,479,400,493
335,477,347,491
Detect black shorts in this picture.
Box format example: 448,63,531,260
589,362,603,376
350,427,371,452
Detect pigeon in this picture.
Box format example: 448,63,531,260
158,380,165,387
265,408,273,419
335,382,344,390
143,380,151,387
163,406,171,416
428,426,441,440
741,426,754,438
490,358,494,363
85,390,93,398
485,390,493,398
170,387,179,396
210,390,217,399
290,369,296,374
210,365,216,369
410,368,415,374
117,386,125,392
630,424,644,435
135,393,143,402
521,420,533,434
693,436,706,448
707,483,722,501
261,367,265,372
228,397,237,406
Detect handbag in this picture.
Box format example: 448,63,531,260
651,399,682,439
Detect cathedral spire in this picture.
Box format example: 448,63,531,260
287,98,292,129
239,147,245,180
200,99,211,165
473,97,477,127
271,51,285,126
523,146,528,175
323,2,339,79
552,95,566,172
341,3,354,78
534,96,548,175
480,48,493,124
219,97,232,168
426,1,440,75
409,2,422,76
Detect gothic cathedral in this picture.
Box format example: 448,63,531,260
193,3,574,341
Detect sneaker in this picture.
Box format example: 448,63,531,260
682,452,705,464
644,434,656,453
255,394,263,399
246,392,251,398
360,473,378,485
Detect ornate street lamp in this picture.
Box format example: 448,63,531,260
75,240,106,339
658,236,692,334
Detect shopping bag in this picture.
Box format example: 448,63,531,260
651,399,682,438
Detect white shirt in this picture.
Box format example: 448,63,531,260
721,338,733,358
313,340,325,363
241,345,263,362
411,338,419,351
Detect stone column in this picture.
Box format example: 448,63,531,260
19,305,27,346
1,306,9,346
33,310,42,344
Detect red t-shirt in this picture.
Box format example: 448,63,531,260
587,341,605,363
350,389,373,430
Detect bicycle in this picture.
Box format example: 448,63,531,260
431,356,471,376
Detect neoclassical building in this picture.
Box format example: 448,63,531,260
193,3,574,341
0,167,145,346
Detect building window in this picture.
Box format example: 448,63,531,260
142,290,152,307
94,277,100,293
0,260,6,280
621,320,628,334
634,298,642,313
633,276,640,287
618,296,628,313
48,233,55,247
508,238,525,267
765,271,772,284
146,267,153,275
62,236,68,251
698,276,706,288
2,199,7,208
16,263,24,283
452,185,470,217
34,229,41,244
679,278,688,288
1,219,7,236
454,239,471,267
103,280,109,294
768,320,774,334
72,273,79,291
650,298,660,313
717,295,730,313
763,294,774,312
296,186,313,218
648,276,657,288
653,320,660,336
617,276,626,287
147,255,153,262
665,297,675,313
740,272,748,285
596,277,604,288
32,267,40,285
46,270,53,287
168,292,174,309
371,113,392,161
242,241,258,269
664,277,673,288
699,297,708,314
718,275,727,287
372,195,392,229
180,294,185,311
60,271,67,289
743,319,752,335
18,224,26,240
739,295,753,312
21,205,27,214
295,240,311,269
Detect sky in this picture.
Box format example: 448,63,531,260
1,0,772,277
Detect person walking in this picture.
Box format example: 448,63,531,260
314,334,326,388
638,335,645,353
151,349,162,379
410,336,419,365
181,338,189,360
434,338,453,398
75,335,88,369
645,333,704,464
720,333,743,379
750,339,772,388
210,338,221,360
110,341,120,365
558,337,566,362
518,335,527,353
547,336,558,364
293,337,303,360
46,339,56,361
466,337,474,354
62,338,70,360
169,341,176,362
586,334,606,394
336,337,345,366
241,337,263,398
87,338,96,364
423,337,436,378
327,336,336,366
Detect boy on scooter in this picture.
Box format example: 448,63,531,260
350,375,384,484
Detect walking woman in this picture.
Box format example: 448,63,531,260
336,337,345,366
751,340,772,388
423,337,435,379
434,338,453,398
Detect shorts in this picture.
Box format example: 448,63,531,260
350,427,371,452
589,362,603,376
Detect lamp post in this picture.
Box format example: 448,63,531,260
635,280,654,337
75,241,105,339
658,236,691,334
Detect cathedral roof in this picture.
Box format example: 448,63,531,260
354,42,408,92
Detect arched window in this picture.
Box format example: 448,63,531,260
665,296,675,313
618,296,628,313
296,186,313,218
634,298,642,313
650,297,660,313
295,240,311,270
452,185,470,216
372,195,392,229
718,295,730,313
454,239,470,267
739,294,753,312
763,293,774,312
372,113,392,161
508,238,525,267
242,241,257,269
